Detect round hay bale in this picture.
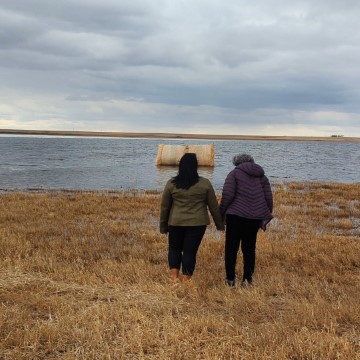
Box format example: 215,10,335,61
156,144,214,166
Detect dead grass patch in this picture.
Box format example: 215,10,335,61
0,184,359,359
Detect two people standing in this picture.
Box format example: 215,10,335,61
160,152,273,286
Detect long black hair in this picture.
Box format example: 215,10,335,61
171,153,199,189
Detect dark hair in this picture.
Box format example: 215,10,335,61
172,153,199,189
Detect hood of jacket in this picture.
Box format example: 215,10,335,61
235,162,265,177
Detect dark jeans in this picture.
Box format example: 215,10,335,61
225,215,260,283
168,225,206,276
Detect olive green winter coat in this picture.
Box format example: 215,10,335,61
160,177,224,234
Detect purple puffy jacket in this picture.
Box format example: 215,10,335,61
220,162,273,228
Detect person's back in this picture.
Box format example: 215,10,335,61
220,153,273,287
160,153,224,284
162,176,219,227
221,161,273,220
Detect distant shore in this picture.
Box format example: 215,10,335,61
1,128,359,142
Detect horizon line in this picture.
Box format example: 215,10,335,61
1,128,359,142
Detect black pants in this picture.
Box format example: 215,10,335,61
225,215,260,283
168,225,206,276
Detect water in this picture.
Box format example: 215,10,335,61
0,136,359,191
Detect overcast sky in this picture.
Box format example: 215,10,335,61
1,0,360,136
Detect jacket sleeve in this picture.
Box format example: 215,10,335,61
220,170,236,217
159,181,173,233
206,182,225,230
261,176,273,212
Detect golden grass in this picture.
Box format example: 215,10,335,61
0,183,359,359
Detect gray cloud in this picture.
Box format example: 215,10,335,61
0,0,360,136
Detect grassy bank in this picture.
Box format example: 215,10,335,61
0,183,359,359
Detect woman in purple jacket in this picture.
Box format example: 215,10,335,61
220,154,273,287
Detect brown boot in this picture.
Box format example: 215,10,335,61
170,268,180,284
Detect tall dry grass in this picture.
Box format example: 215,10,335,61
0,183,359,359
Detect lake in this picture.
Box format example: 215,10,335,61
0,136,359,191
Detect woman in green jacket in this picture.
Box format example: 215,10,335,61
160,153,224,284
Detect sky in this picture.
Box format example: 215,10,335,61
1,0,360,137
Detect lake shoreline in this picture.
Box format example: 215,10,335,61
1,182,358,195
1,128,359,142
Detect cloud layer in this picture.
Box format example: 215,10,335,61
1,0,360,136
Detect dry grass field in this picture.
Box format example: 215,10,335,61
0,183,359,359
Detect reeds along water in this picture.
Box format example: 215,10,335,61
0,183,359,359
